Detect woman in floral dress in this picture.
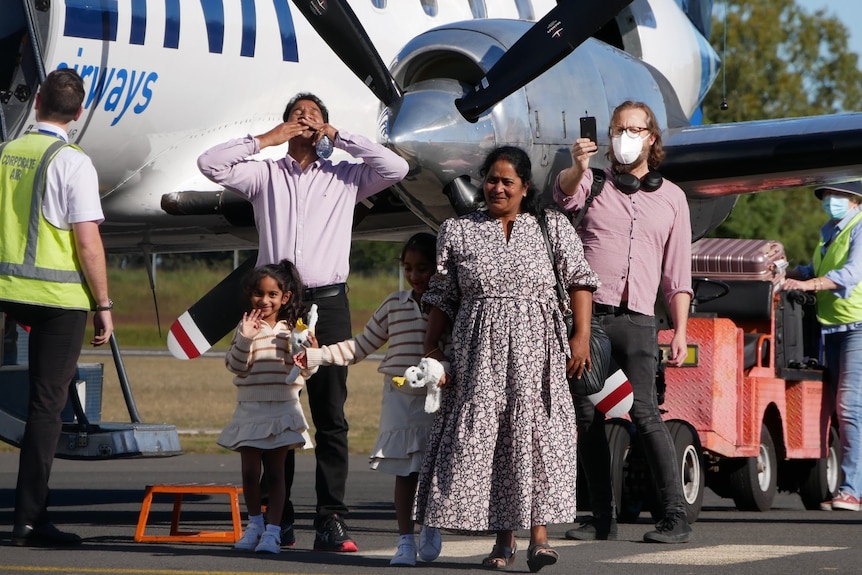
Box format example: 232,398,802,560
416,146,599,572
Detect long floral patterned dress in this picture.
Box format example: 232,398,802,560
415,208,599,533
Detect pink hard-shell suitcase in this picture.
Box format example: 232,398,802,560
690,238,788,283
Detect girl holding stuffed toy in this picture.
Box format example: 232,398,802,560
294,232,446,567
218,259,317,555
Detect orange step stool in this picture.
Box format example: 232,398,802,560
135,484,244,543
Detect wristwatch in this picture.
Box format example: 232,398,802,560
95,299,113,311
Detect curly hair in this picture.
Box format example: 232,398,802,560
243,259,306,327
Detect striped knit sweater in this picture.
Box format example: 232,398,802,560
304,290,443,377
225,319,316,402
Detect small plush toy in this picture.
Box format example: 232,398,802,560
392,357,445,413
287,304,318,383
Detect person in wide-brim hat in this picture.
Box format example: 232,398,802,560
784,178,862,512
814,180,862,200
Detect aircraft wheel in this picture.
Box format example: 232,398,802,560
666,420,705,523
729,424,778,511
799,423,842,510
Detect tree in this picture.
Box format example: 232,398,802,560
702,0,862,264
349,240,402,275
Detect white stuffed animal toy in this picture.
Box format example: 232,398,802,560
286,304,318,383
392,357,445,413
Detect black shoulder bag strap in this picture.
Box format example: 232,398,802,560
571,167,605,228
538,211,573,333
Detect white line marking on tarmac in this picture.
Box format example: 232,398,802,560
602,544,846,565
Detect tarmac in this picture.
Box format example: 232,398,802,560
2,451,862,575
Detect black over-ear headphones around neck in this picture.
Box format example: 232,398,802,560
613,170,663,194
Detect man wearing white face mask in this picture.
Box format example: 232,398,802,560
784,181,862,512
553,101,693,544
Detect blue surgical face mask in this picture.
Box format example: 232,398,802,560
823,196,851,220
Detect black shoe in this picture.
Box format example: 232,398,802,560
12,523,82,547
565,515,618,541
313,514,357,552
280,523,296,548
643,512,692,544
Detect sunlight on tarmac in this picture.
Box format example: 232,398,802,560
0,541,849,573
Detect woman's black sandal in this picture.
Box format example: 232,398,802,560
481,541,517,570
526,542,559,573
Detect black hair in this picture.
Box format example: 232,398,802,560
478,145,543,216
39,69,84,123
400,232,437,264
282,92,330,123
243,259,306,327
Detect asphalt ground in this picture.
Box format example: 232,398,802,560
2,452,862,575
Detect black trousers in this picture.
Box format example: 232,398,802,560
283,291,352,522
1,302,87,527
574,310,684,519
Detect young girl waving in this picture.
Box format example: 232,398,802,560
295,233,446,566
218,260,316,554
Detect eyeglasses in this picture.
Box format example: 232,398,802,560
610,126,650,139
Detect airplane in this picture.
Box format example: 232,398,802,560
3,0,859,256
2,0,862,456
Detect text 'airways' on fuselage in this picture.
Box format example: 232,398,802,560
59,0,301,126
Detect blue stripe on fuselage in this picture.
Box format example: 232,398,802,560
241,0,257,57
200,0,225,54
64,0,118,41
164,0,181,49
62,0,297,62
130,0,146,45
272,0,299,62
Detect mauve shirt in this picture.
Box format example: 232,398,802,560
554,168,693,316
198,132,408,288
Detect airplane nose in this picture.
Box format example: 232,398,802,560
387,78,495,165
384,78,496,224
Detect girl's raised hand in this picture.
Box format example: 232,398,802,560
239,309,263,338
306,333,319,348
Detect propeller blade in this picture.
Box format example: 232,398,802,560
455,0,634,122
291,0,401,106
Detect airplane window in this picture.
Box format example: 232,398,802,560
420,0,438,17
370,0,386,8
515,0,535,20
468,0,487,18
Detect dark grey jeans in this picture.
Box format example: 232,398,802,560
574,310,684,519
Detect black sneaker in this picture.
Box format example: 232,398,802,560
643,512,692,544
565,515,618,541
280,523,296,548
313,514,358,552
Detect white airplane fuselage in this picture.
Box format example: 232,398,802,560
1,0,718,251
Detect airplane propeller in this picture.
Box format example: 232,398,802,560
455,0,634,122
292,0,633,121
289,0,401,107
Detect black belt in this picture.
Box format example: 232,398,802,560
593,302,631,315
304,283,347,300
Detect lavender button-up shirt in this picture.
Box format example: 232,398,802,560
554,168,693,316
198,131,408,288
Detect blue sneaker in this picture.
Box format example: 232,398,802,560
418,525,441,561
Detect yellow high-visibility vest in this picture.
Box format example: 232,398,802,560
0,132,94,310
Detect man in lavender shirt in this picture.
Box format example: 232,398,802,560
554,101,693,544
198,93,408,552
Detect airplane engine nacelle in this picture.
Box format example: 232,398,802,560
382,19,689,230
